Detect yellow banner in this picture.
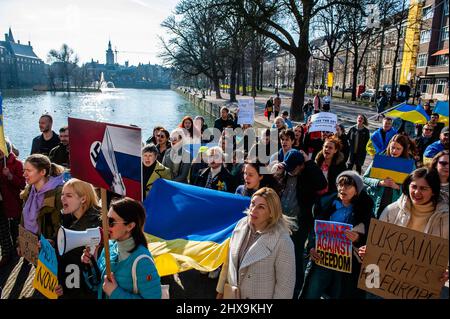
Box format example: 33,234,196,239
32,260,59,299
327,72,334,88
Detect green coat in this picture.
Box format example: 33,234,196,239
20,185,63,240
144,161,172,198
363,162,404,218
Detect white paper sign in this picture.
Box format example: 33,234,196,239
309,112,337,133
237,99,255,125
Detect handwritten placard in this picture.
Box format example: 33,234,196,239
315,220,353,273
237,99,255,125
18,225,39,266
32,236,59,299
308,112,337,133
358,219,449,299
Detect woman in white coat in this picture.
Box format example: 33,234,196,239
216,187,296,299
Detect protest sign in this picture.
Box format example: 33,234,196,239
18,225,39,266
370,154,415,184
237,99,255,125
308,112,337,133
32,236,59,299
314,220,353,273
68,117,142,201
358,219,449,299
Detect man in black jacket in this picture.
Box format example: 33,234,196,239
31,114,60,156
274,149,328,298
213,107,236,133
49,126,70,168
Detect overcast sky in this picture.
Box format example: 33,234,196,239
0,0,179,66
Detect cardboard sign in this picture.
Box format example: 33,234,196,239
18,225,39,266
358,219,449,299
237,99,255,125
68,117,142,201
309,112,337,133
32,236,59,299
314,220,353,273
370,155,415,184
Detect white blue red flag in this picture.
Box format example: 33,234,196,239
68,117,142,201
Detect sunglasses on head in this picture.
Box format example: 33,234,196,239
108,217,128,228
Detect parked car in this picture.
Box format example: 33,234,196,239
360,89,376,101
343,87,353,93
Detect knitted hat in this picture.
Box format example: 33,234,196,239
336,170,364,194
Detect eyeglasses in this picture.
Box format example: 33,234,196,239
438,161,449,167
108,217,128,228
424,128,433,131
409,184,432,192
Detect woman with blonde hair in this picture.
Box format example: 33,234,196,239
55,178,102,299
216,187,296,299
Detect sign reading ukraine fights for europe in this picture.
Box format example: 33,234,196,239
68,117,142,201
32,236,59,299
370,154,415,184
315,220,353,273
144,179,250,277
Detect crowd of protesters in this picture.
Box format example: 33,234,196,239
0,95,448,300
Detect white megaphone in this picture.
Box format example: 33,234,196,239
57,226,102,256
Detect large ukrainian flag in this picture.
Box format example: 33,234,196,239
143,179,250,277
386,103,430,124
0,94,8,155
434,101,449,125
370,154,415,184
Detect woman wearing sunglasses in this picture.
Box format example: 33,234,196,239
430,150,449,204
81,197,162,299
358,167,449,298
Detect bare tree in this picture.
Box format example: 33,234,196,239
47,44,79,93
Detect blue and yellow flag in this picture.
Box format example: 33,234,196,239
143,179,250,277
434,101,449,125
386,103,430,124
0,94,8,155
370,154,415,184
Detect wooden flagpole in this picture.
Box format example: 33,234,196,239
101,188,112,280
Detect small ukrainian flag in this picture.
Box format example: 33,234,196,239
386,103,430,124
370,154,415,184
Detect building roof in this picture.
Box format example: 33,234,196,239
9,42,40,59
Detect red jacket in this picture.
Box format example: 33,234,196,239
0,153,26,218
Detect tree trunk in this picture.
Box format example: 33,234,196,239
241,54,247,96
236,60,241,95
251,55,257,98
213,76,222,99
259,59,264,91
291,51,309,121
351,50,359,101
229,59,237,102
342,43,349,99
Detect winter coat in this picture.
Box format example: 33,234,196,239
194,166,237,193
315,151,347,194
49,143,70,168
217,217,295,299
380,195,448,239
143,161,172,198
366,127,398,156
162,147,192,183
86,241,162,299
20,184,63,240
58,207,101,299
347,126,370,161
0,153,26,219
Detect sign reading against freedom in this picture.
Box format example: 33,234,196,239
18,225,39,266
69,118,142,201
314,220,353,273
308,112,337,133
358,219,449,299
32,236,59,299
237,99,255,125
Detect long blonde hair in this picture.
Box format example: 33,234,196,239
63,178,99,213
247,187,296,234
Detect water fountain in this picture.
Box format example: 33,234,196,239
99,72,116,92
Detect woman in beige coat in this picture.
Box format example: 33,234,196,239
216,187,296,299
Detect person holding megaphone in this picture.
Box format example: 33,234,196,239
54,178,102,299
81,197,162,299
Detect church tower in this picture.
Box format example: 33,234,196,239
106,40,114,65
